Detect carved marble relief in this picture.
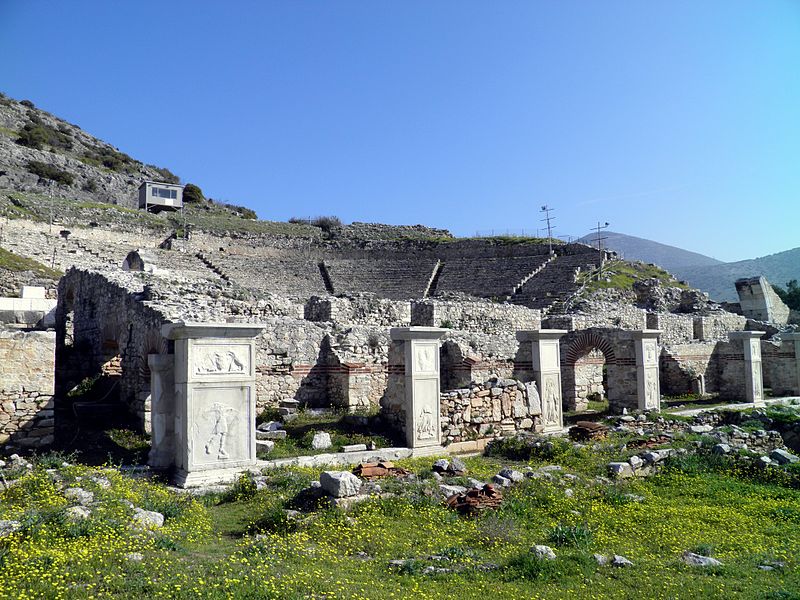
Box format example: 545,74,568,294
646,376,659,409
645,342,656,365
416,404,437,440
414,344,436,374
526,381,542,415
194,345,248,376
542,375,561,427
753,364,763,401
750,340,761,361
191,388,247,465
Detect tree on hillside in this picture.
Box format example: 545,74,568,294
773,280,800,311
183,183,204,204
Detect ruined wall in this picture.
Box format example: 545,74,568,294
57,269,170,430
736,276,790,325
646,313,694,345
440,377,541,445
660,342,721,396
326,326,391,410
305,295,411,327
693,313,747,341
411,299,540,334
545,303,647,332
761,339,799,396
0,328,56,448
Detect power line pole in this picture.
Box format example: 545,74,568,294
540,205,555,255
592,221,610,280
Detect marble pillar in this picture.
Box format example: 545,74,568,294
517,330,566,433
729,331,766,405
147,353,175,469
632,330,662,411
162,322,264,487
389,327,446,450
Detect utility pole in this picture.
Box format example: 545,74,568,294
592,221,610,280
540,205,555,255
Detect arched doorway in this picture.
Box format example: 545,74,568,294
562,332,617,412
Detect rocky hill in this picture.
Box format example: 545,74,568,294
0,93,178,208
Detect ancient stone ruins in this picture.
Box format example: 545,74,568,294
1,212,798,486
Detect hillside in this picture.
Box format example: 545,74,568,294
0,93,179,207
678,247,800,302
576,231,722,270
579,230,800,302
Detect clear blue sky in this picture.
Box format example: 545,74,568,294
1,1,798,262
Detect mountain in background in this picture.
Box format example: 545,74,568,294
576,231,723,270
579,231,800,302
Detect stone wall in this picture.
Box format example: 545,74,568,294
736,276,790,325
305,295,411,327
0,328,56,448
761,339,799,396
646,312,694,345
412,298,540,335
440,377,541,444
660,342,721,396
693,313,747,341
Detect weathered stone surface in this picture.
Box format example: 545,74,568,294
64,487,94,506
132,508,165,529
682,552,722,567
770,449,799,465
319,471,362,498
65,506,91,521
612,555,634,567
608,462,634,479
311,432,332,450
0,520,21,538
533,545,557,560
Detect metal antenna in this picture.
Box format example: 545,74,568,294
540,205,555,255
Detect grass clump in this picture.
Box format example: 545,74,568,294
584,259,688,292
0,247,61,278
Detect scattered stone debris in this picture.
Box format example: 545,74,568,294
0,520,21,538
64,487,94,506
627,435,673,450
319,471,362,498
65,506,91,521
311,432,333,450
132,507,165,529
682,551,722,567
445,484,503,516
569,421,608,441
532,545,557,560
432,457,467,476
770,448,799,465
352,461,410,480
612,554,634,567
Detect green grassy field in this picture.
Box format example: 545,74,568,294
2,442,799,599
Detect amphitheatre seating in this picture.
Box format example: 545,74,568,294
433,255,551,298
205,252,329,298
511,253,602,311
323,258,438,299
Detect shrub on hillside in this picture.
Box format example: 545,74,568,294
182,183,204,203
25,160,74,185
82,144,138,174
149,165,180,184
20,99,35,108
288,217,311,225
311,215,342,233
16,117,73,151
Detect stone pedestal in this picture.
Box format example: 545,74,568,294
147,353,175,469
782,333,800,396
517,330,566,433
163,322,264,487
633,330,662,411
729,331,766,405
389,327,446,450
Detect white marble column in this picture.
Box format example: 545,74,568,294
517,330,567,433
632,330,662,411
729,331,765,405
389,327,446,451
163,322,264,487
147,353,175,469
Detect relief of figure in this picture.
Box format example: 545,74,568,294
645,343,656,365
647,378,659,407
196,349,246,375
753,370,763,400
543,378,559,426
415,345,436,373
416,404,437,440
527,381,541,414
203,402,239,459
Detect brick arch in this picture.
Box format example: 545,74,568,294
564,332,617,365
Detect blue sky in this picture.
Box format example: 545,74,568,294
1,1,798,262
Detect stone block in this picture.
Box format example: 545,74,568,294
320,471,362,498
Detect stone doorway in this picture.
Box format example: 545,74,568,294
562,332,617,412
